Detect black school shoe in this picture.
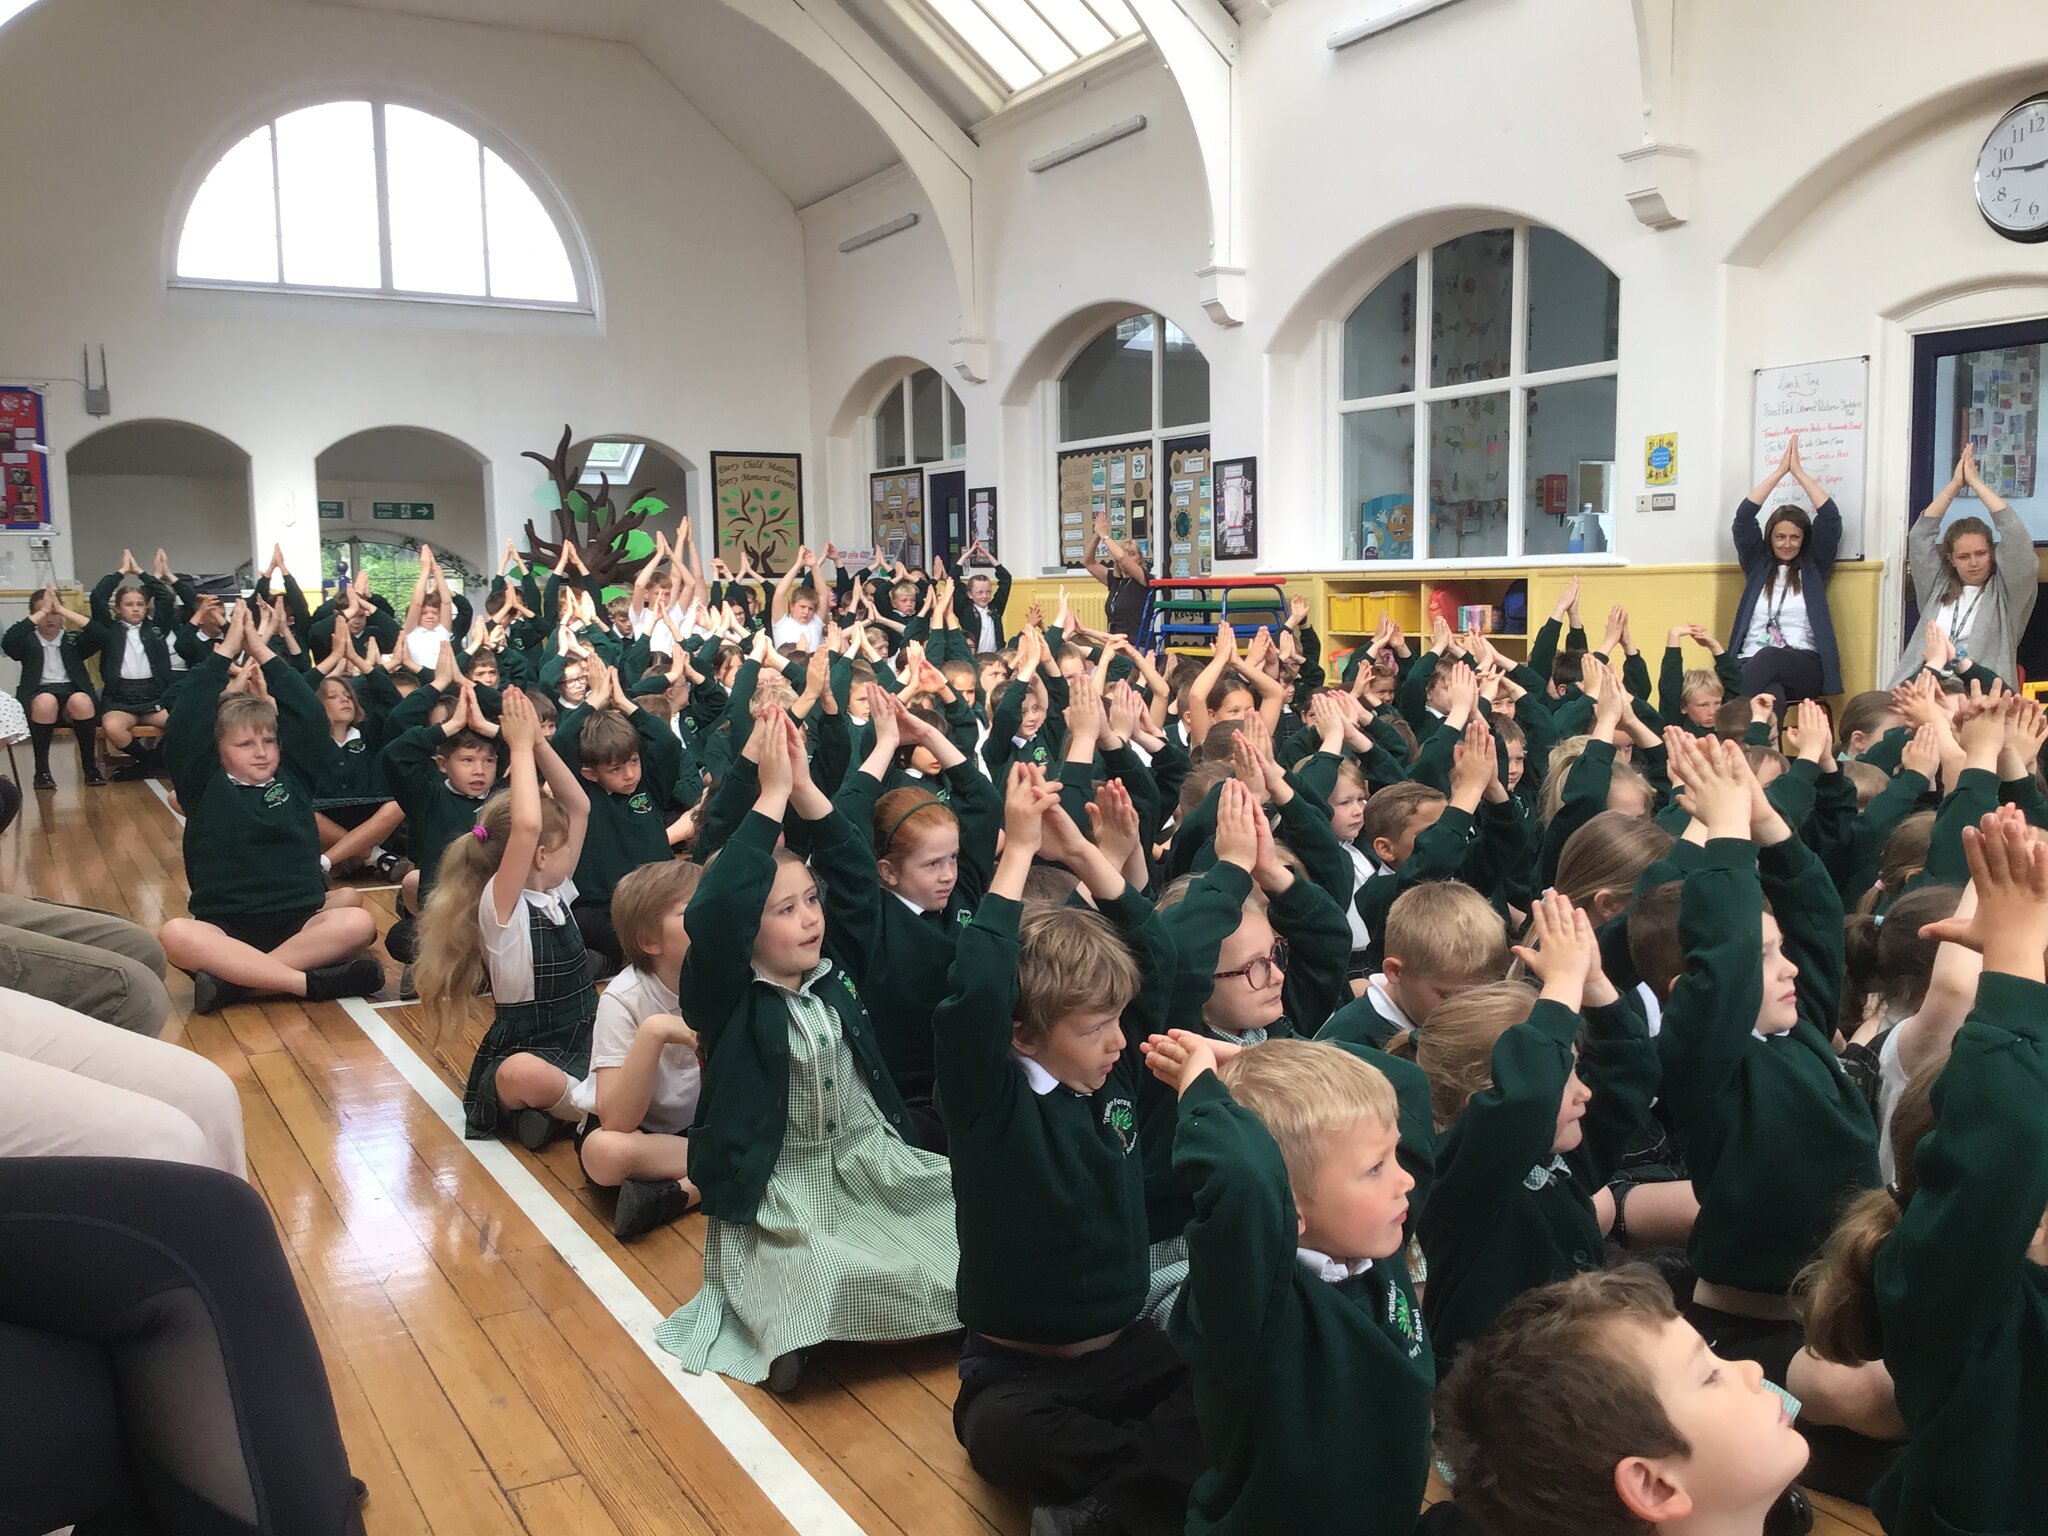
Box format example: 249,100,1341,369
511,1108,561,1151
303,956,385,1003
384,914,419,964
82,763,106,787
765,1349,808,1396
1764,1485,1813,1536
191,970,246,1015
1030,1498,1120,1536
32,770,55,791
372,851,412,882
613,1178,696,1240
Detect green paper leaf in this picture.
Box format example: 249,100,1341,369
601,584,628,604
629,496,669,517
566,490,590,519
622,528,655,561
530,481,562,512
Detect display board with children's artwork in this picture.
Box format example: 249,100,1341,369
869,469,926,570
1216,457,1257,560
1164,438,1214,579
1752,356,1868,560
711,451,804,576
1958,345,2039,501
1057,441,1152,568
0,387,51,530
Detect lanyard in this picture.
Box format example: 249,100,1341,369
1950,583,1987,639
1764,573,1799,648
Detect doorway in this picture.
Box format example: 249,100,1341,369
1909,318,2048,678
928,469,966,569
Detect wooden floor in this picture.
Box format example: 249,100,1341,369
2,766,1882,1536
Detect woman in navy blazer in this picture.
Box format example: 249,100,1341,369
1726,436,1843,707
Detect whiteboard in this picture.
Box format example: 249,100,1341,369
1752,356,1869,561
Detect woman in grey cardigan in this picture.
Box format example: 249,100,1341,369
1888,443,2039,688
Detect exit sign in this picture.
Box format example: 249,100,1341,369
372,501,434,522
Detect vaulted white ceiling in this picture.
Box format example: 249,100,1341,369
308,0,1155,207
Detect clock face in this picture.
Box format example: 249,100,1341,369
1977,96,2048,242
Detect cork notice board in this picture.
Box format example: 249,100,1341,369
1058,441,1153,569
711,451,804,575
869,469,926,569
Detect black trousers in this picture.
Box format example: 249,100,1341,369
1739,646,1825,710
0,1158,363,1536
573,899,622,973
953,1322,1201,1536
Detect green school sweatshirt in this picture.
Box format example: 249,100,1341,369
380,723,498,901
1354,804,1483,972
1418,996,1658,1373
553,703,680,905
1170,1062,1434,1535
1870,971,2048,1536
1658,839,1876,1294
932,889,1176,1345
165,655,334,920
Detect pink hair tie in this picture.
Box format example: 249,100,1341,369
472,824,491,842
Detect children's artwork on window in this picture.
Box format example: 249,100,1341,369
1959,345,2040,501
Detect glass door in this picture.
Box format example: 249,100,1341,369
1909,318,2048,677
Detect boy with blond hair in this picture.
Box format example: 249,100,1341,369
1142,1030,1435,1534
1320,880,1509,1045
1437,1267,1811,1536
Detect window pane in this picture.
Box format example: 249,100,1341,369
1341,258,1416,401
1085,0,1142,35
972,0,1077,74
1341,406,1415,560
1161,319,1209,429
1028,0,1112,56
177,125,278,283
483,149,578,303
1062,315,1154,442
875,387,906,467
1526,227,1619,374
386,106,485,296
1428,392,1510,557
910,368,944,463
926,0,1042,88
944,380,968,459
1524,376,1617,557
276,101,379,289
1430,229,1514,389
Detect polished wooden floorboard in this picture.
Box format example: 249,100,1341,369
5,769,1869,1536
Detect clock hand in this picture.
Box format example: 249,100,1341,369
2002,155,2048,174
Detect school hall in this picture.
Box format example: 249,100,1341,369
3,1,2048,1534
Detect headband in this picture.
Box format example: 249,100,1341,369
881,794,947,849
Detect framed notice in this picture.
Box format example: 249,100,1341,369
869,468,926,569
319,500,346,521
1058,441,1152,568
711,451,804,575
1216,457,1257,560
0,386,51,529
968,486,998,560
372,501,434,522
1164,436,1214,578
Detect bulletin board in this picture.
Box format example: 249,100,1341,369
0,387,51,530
1752,356,1868,561
1058,440,1152,568
1217,457,1258,560
711,451,804,575
869,469,926,569
1955,345,2039,501
1164,437,1215,579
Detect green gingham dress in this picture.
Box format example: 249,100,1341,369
655,959,959,1383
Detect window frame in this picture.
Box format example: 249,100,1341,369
872,367,968,472
170,95,595,315
1331,223,1619,565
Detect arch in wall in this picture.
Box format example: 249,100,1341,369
1001,299,1212,406
64,418,254,581
1263,203,1613,357
565,434,697,554
1726,63,2048,269
314,425,492,597
830,355,950,438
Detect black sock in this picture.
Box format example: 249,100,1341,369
29,721,53,776
72,718,100,777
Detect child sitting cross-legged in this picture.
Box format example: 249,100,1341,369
1319,880,1509,1048
158,602,384,1014
1141,1030,1434,1536
933,762,1200,1536
567,859,705,1239
1436,1266,1812,1536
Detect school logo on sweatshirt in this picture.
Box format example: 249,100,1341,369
1103,1097,1136,1155
1387,1287,1424,1354
629,791,652,815
262,782,291,809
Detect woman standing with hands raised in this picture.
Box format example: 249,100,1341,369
1729,435,1844,709
1888,442,2040,689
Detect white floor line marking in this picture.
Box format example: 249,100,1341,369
338,996,861,1536
146,777,182,822
151,771,855,1529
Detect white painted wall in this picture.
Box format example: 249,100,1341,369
798,0,2048,642
0,0,809,585
69,474,252,580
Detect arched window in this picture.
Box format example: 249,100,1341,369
1338,225,1618,561
874,367,967,469
175,100,587,308
1056,312,1211,575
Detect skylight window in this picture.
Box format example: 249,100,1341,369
176,100,586,309
920,0,1142,93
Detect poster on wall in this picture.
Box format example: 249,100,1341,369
1164,438,1214,579
869,469,926,569
968,486,998,560
1957,346,2039,502
711,451,804,575
0,386,51,530
1058,442,1152,568
1216,458,1257,560
1752,356,1867,561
